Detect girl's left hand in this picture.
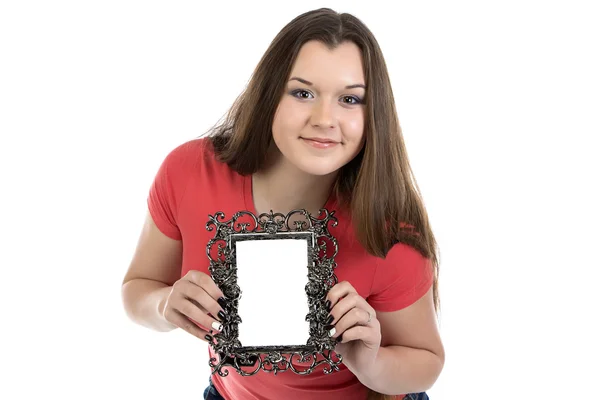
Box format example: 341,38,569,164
326,281,381,377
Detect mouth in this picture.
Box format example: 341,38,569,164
302,137,338,144
300,137,340,149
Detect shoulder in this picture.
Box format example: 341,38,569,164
157,136,242,203
367,241,433,311
383,240,428,263
158,136,220,173
149,137,222,199
163,136,210,161
377,241,433,291
380,241,432,279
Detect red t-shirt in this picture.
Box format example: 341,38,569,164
147,137,433,400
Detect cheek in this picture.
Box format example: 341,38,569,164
343,113,365,141
273,98,303,135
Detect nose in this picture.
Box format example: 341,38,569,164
310,98,335,129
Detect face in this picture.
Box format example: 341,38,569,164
271,40,366,176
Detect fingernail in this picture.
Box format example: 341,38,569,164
205,334,213,342
328,327,336,337
337,334,343,342
217,297,227,309
218,310,227,320
326,314,334,325
212,321,223,331
325,300,332,311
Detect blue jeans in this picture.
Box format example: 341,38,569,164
203,377,225,400
405,393,430,400
203,377,429,399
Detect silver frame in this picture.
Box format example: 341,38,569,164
205,209,343,377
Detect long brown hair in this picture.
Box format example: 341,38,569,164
206,8,440,399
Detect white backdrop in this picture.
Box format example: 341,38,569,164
1,1,598,399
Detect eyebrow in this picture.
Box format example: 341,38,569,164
289,76,366,90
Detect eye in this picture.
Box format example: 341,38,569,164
341,95,363,105
290,89,313,99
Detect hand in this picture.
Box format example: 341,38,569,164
326,281,381,377
162,270,228,342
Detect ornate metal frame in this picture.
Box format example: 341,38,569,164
205,208,343,377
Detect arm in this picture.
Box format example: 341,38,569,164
121,211,182,332
357,286,445,394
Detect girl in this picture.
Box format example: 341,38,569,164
122,8,444,400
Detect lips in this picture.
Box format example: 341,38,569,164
301,137,340,149
301,137,339,144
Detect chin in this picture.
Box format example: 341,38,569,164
273,138,359,177
293,158,342,177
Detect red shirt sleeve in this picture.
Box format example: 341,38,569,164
368,242,434,312
147,140,197,240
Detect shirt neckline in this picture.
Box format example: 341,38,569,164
243,173,338,218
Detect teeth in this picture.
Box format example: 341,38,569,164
212,322,223,331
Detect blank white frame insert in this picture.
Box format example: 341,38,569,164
234,237,311,347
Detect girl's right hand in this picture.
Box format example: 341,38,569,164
161,270,227,342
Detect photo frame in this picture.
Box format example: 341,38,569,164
205,208,343,377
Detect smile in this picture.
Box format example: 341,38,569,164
301,137,340,149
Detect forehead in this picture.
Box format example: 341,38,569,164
290,40,365,84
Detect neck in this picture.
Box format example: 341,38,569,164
252,152,337,217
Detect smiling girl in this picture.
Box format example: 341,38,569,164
122,8,444,400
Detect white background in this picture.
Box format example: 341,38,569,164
1,1,598,399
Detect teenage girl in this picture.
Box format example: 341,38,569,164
122,8,444,400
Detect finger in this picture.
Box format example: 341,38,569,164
173,289,224,333
179,277,227,322
328,292,374,327
184,270,226,304
337,325,379,346
166,309,212,342
328,305,373,339
326,281,357,309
